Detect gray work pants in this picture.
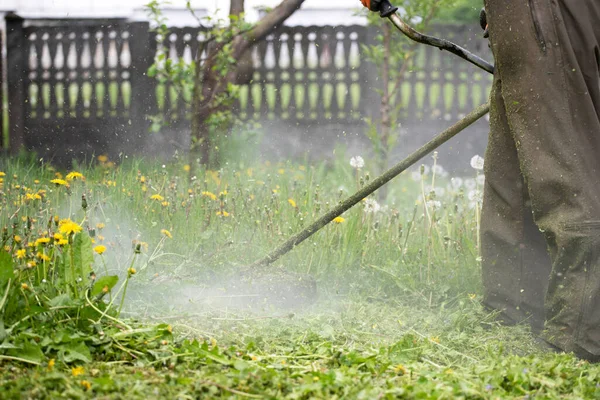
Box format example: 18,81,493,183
481,0,600,359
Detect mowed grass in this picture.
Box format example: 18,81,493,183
0,154,599,399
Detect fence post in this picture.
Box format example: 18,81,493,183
5,13,26,155
127,21,155,154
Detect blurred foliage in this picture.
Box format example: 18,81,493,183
436,0,482,23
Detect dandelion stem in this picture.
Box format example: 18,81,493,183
249,102,490,269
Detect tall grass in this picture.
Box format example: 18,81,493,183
0,152,483,305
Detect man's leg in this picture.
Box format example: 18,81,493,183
481,74,552,334
485,0,600,357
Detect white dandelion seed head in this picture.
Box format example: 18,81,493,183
470,155,485,170
350,156,365,169
426,200,442,209
364,198,381,213
468,189,482,203
465,178,477,190
432,165,446,176
450,177,463,189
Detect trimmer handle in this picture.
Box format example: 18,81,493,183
360,0,398,18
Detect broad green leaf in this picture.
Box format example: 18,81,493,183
8,341,44,363
91,276,119,297
49,293,73,308
72,233,94,281
0,319,7,342
60,341,92,363
0,250,14,284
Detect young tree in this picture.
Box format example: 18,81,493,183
148,0,305,167
191,0,307,167
361,0,450,200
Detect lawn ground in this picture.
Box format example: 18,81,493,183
0,154,598,399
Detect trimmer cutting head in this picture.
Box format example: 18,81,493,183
360,0,398,17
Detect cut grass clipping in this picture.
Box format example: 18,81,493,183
0,155,598,398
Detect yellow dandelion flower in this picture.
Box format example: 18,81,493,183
96,223,105,230
14,235,22,243
201,191,217,201
97,235,105,242
53,233,63,241
97,154,108,163
183,164,191,172
80,380,92,390
161,229,172,239
37,252,51,262
468,293,477,300
65,171,84,181
21,283,29,290
216,211,230,217
0,172,5,176
50,178,68,186
58,219,83,235
141,185,147,192
35,237,51,246
16,249,26,259
288,199,297,208
128,267,136,276
139,175,146,183
219,190,228,197
27,260,37,268
102,285,109,293
57,239,68,246
161,201,169,207
278,168,285,175
34,179,40,184
150,194,164,201
393,364,408,375
94,245,107,255
333,217,345,224
47,359,55,371
71,366,85,377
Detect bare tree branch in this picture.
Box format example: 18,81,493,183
232,0,305,59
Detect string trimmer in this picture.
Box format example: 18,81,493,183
232,0,494,309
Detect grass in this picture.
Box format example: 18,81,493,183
0,153,598,398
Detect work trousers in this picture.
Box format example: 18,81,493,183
481,0,600,358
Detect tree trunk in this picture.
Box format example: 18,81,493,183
230,0,244,17
190,0,305,168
